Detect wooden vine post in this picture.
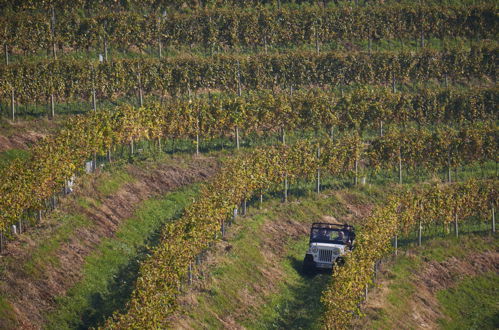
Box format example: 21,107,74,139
11,89,15,121
4,44,8,65
394,235,398,256
418,220,422,246
398,147,403,185
138,71,144,107
316,146,321,194
50,94,55,119
454,213,459,238
492,205,496,233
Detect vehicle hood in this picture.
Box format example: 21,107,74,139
310,242,345,251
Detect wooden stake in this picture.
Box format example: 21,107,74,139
316,146,321,194
50,93,55,119
11,89,15,121
492,206,496,233
283,174,288,203
4,44,8,65
394,235,398,256
235,126,240,149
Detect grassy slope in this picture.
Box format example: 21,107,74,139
45,185,199,329
0,152,218,329
437,271,499,329
363,235,499,329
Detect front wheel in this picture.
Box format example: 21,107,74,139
302,254,316,275
335,257,345,267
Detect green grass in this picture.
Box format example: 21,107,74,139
0,295,17,329
23,213,92,278
247,237,328,330
367,235,498,329
437,272,499,330
95,169,135,196
44,185,199,329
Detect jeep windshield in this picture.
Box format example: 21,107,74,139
310,228,350,244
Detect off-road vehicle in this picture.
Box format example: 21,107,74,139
302,223,355,273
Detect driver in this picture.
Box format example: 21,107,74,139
318,229,329,240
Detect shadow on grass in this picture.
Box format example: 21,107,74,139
264,256,330,330
76,211,182,330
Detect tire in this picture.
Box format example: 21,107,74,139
335,257,345,267
302,254,316,275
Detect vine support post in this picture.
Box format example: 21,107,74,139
283,174,288,203
196,133,200,155
11,89,15,121
50,93,55,119
237,60,242,97
380,120,384,137
398,148,403,185
492,206,496,233
138,72,144,107
316,146,321,194
104,38,108,61
260,192,263,209
235,126,240,150
391,72,396,93
4,44,8,65
394,235,398,256
188,262,193,285
233,207,238,224
330,125,334,140
354,158,359,186
314,22,320,54
92,89,97,111
454,214,459,238
418,221,422,246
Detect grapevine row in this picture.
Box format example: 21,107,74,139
5,85,497,128
0,93,496,233
321,179,497,328
0,4,495,55
101,137,497,328
1,44,496,104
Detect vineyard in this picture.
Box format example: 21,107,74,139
0,0,497,329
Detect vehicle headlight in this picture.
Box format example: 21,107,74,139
312,247,318,253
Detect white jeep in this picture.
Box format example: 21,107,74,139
302,223,355,273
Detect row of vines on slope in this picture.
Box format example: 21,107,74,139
101,137,497,328
321,179,497,329
0,95,496,233
0,4,496,55
1,44,496,103
4,86,498,129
